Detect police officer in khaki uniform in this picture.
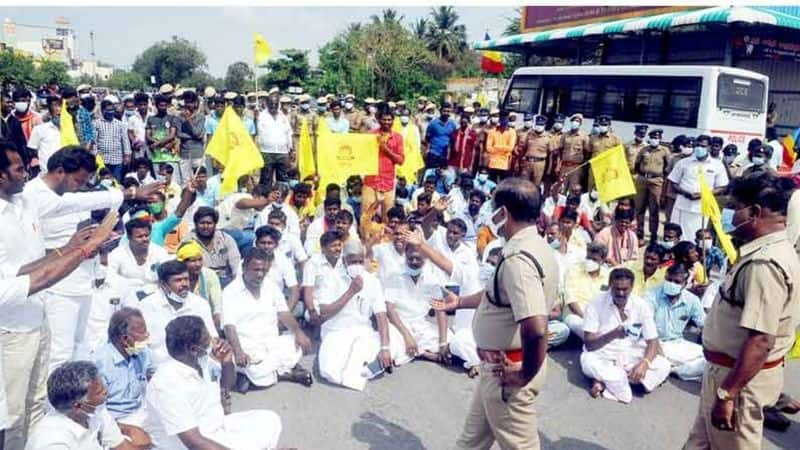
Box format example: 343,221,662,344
626,124,648,173
684,173,800,450
547,113,566,190
522,115,552,187
588,115,623,189
634,128,671,242
343,94,362,132
291,93,318,155
512,114,533,175
435,178,557,450
560,113,591,190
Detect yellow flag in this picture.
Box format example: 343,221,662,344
254,33,272,66
298,116,315,180
316,132,379,186
589,145,636,203
205,106,264,195
397,124,424,182
477,91,488,108
392,117,401,133
699,172,737,264
316,114,330,136
59,100,80,147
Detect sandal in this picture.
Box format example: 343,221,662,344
775,393,800,415
280,365,313,387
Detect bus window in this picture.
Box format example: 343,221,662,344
717,74,765,113
668,78,701,128
598,77,630,121
504,76,541,114
633,78,668,125
567,78,598,118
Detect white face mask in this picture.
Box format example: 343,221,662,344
553,122,563,131
490,117,499,125
571,120,581,130
346,263,365,278
681,146,693,156
400,116,410,125
648,138,660,147
700,238,713,250
533,125,545,133
598,126,609,134
165,288,186,304
477,173,489,182
584,259,600,273
344,102,354,110
523,121,533,129
488,206,507,238
14,102,28,113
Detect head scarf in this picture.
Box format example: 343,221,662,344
176,240,203,262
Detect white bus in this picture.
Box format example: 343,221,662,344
502,65,768,148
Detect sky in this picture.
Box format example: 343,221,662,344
0,6,515,77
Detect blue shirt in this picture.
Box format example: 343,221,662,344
425,118,457,158
423,168,455,194
151,214,181,246
242,117,256,136
473,178,497,195
327,116,350,133
94,341,153,418
77,106,96,145
646,287,705,341
205,113,221,137
704,245,726,273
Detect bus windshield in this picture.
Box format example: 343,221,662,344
717,74,765,113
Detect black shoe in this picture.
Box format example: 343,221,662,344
279,365,313,386
764,406,791,432
235,373,251,394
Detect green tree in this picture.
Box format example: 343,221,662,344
371,8,403,25
183,71,221,91
411,18,428,40
0,49,35,87
72,73,95,87
131,36,208,86
224,61,254,93
32,59,70,87
259,49,310,92
106,70,146,91
423,6,467,63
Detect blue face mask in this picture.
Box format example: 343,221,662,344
549,239,560,250
51,116,60,127
720,208,736,232
103,110,116,121
663,280,684,297
751,156,766,166
659,240,675,250
405,265,422,277
694,146,708,160
288,179,299,188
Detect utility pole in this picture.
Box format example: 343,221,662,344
89,30,96,84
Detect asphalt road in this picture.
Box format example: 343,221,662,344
232,338,800,450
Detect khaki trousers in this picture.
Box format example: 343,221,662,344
634,176,664,240
456,361,545,450
684,363,783,450
361,185,395,234
521,160,547,188
1,324,50,449
561,164,586,191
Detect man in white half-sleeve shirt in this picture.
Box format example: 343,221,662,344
145,316,282,450
109,218,170,300
580,267,671,404
222,248,312,392
253,225,303,316
315,238,404,391
132,260,218,366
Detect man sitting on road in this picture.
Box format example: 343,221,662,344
563,242,610,339
645,263,706,381
223,248,312,393
580,268,670,403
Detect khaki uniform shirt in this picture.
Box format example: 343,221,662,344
703,231,800,361
635,145,671,177
590,133,623,158
549,131,565,155
473,226,558,351
476,125,492,167
291,112,318,138
625,140,646,172
561,131,590,164
345,110,363,132
525,131,553,159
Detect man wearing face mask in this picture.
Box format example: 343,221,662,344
634,128,671,243
27,96,64,175
626,124,648,173
662,135,694,219
645,263,706,382
685,173,800,448
667,134,729,240
521,115,552,186
563,242,610,339
561,113,591,190
588,115,623,189
511,113,532,175
547,114,566,183
580,268,671,403
423,102,456,170
76,87,97,153
485,111,516,180
134,260,218,366
1,90,28,159
709,136,724,160
360,98,380,132
734,139,776,179
433,177,557,450
93,308,154,435
12,87,42,142
26,361,130,450
173,91,206,185
94,99,132,182
343,94,362,132
449,107,478,173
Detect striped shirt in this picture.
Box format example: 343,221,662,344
94,118,131,165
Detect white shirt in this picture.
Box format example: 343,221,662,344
221,276,288,354
384,264,445,323
134,289,218,366
668,157,729,213
316,269,385,338
303,217,357,256
277,232,308,264
145,357,226,450
542,194,566,218
108,243,169,296
256,112,292,154
579,193,610,220
372,242,406,286
582,292,658,355
410,188,440,211
124,172,157,185
27,121,60,173
267,252,298,290
217,193,258,230
428,227,481,295
125,113,148,143
25,407,124,450
255,203,301,239
83,275,125,357
0,275,30,428
786,189,800,246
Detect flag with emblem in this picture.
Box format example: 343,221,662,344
254,32,272,67
316,133,379,186
298,116,315,180
205,106,263,195
589,145,635,203
699,171,737,264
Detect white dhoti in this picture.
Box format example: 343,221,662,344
580,345,671,404
45,292,93,374
238,334,302,387
212,409,282,450
660,338,706,382
449,328,480,369
564,313,585,339
670,207,703,241
318,326,383,391
117,404,148,428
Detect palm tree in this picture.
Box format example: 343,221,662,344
503,8,522,36
411,18,428,40
371,8,403,25
424,6,467,62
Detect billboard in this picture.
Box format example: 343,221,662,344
521,6,696,33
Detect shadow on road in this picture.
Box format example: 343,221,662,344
541,434,610,449
351,412,425,450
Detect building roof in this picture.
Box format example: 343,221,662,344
474,6,800,51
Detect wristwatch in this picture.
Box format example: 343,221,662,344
716,387,734,402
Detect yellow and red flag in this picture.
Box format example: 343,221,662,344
781,128,799,168
480,33,504,74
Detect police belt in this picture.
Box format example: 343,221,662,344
637,172,663,179
703,349,784,370
478,348,523,365
561,160,583,167
524,156,546,162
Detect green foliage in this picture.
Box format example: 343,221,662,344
422,7,467,63
32,59,70,87
106,70,147,91
224,61,254,93
258,49,310,92
131,36,208,86
0,49,36,87
183,71,221,92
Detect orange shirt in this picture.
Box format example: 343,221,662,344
486,128,517,171
164,221,189,254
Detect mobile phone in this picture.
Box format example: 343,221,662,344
442,285,460,296
76,218,94,231
99,236,122,253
